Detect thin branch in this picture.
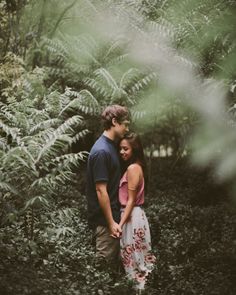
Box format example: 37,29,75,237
36,0,47,42
49,0,77,38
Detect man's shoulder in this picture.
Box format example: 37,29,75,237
91,136,115,153
91,136,108,153
90,148,109,159
89,145,110,163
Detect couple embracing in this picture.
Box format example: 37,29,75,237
86,105,155,292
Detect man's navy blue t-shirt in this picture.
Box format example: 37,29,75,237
86,134,121,229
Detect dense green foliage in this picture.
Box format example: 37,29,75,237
1,159,236,294
0,0,236,294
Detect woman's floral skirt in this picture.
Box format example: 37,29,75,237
120,207,156,290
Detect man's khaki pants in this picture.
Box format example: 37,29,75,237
94,225,120,263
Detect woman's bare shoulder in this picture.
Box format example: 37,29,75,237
127,163,142,173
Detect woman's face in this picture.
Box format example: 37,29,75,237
119,139,132,161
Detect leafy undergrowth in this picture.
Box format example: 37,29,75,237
1,159,236,294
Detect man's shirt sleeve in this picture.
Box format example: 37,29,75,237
92,150,110,183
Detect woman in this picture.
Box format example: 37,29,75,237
119,133,156,292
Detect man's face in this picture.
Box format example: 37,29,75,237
113,119,130,139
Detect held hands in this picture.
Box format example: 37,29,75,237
109,222,122,238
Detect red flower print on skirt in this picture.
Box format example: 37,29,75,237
120,207,156,290
134,227,145,239
124,244,133,254
145,253,156,263
135,271,147,282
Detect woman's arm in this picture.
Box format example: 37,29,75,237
119,164,142,228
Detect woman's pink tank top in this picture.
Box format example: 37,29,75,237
119,171,144,206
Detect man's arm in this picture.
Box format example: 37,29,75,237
96,182,122,238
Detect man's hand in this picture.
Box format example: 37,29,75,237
95,183,122,238
109,222,122,238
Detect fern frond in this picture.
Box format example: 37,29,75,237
45,90,62,117
76,90,100,115
54,170,74,183
31,170,74,191
55,115,83,136
175,54,197,69
46,67,68,78
36,127,55,142
67,62,91,75
0,120,20,142
59,88,99,116
83,77,109,97
57,208,76,222
0,137,9,151
22,77,34,94
53,151,88,170
94,68,119,91
36,134,72,163
119,68,141,89
29,118,60,134
148,19,175,42
8,154,33,170
59,98,81,116
104,37,127,59
29,109,50,123
0,106,18,124
107,53,129,66
131,109,147,120
79,89,99,106
54,226,75,238
43,37,69,59
71,129,91,144
130,72,158,94
74,104,98,115
24,196,50,210
64,87,80,98
54,152,87,163
0,181,19,195
3,146,36,171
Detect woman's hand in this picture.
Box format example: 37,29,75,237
109,221,122,238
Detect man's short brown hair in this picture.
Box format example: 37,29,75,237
101,105,129,130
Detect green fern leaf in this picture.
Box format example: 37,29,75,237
29,118,60,134
24,196,50,210
0,181,18,195
71,130,91,144
0,121,20,142
94,68,119,91
36,134,72,163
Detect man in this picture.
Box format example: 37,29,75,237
86,105,130,263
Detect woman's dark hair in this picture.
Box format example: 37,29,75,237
120,132,148,185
